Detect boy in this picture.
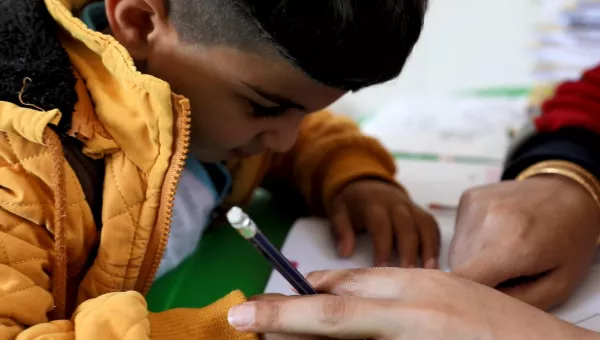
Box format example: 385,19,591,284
0,0,437,339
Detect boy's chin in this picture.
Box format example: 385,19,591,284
192,148,258,163
191,150,230,163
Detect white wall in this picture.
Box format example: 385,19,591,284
330,0,539,118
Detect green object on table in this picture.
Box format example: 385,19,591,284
146,189,297,311
460,86,531,98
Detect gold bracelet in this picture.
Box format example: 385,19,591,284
517,160,600,212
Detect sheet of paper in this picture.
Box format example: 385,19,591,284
394,159,502,207
361,95,528,160
263,214,456,296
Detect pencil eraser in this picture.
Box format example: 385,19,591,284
226,206,244,225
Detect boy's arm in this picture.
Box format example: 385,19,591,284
0,231,252,340
266,110,398,214
0,142,254,340
503,64,600,181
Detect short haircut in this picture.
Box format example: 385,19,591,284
166,0,428,91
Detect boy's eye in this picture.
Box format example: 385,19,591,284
249,100,286,118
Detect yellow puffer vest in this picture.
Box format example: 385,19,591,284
0,0,397,338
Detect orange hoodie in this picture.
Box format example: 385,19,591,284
0,0,397,339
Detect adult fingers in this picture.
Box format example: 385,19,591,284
330,204,356,258
306,268,414,299
261,333,326,340
497,268,573,311
250,293,296,302
451,237,556,289
451,254,521,288
228,295,395,338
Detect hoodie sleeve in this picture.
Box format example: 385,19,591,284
265,110,400,215
503,64,600,181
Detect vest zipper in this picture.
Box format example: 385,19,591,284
135,99,191,294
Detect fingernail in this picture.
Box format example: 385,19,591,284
425,258,438,269
228,303,256,329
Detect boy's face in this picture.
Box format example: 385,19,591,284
147,42,346,162
106,0,345,162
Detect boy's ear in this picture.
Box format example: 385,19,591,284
105,0,169,60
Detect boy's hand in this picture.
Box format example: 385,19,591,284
329,179,440,268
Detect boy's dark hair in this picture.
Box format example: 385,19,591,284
166,0,428,91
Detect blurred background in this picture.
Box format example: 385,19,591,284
330,0,541,118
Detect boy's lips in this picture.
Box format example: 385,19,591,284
231,148,260,158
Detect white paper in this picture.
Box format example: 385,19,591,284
361,96,528,160
263,214,456,296
393,159,503,207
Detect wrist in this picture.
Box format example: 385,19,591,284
517,160,600,243
517,160,600,211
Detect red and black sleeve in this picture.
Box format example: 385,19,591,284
503,64,600,180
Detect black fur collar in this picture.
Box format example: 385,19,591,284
0,0,77,135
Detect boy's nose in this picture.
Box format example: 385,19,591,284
261,120,301,153
261,127,299,153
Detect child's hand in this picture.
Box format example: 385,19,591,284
329,179,440,268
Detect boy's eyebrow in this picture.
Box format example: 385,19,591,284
245,83,305,110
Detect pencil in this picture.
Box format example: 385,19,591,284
226,206,318,295
428,202,458,211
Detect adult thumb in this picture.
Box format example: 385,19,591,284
451,255,516,288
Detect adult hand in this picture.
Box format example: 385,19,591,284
450,175,600,310
330,179,440,268
230,268,595,340
248,294,327,340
